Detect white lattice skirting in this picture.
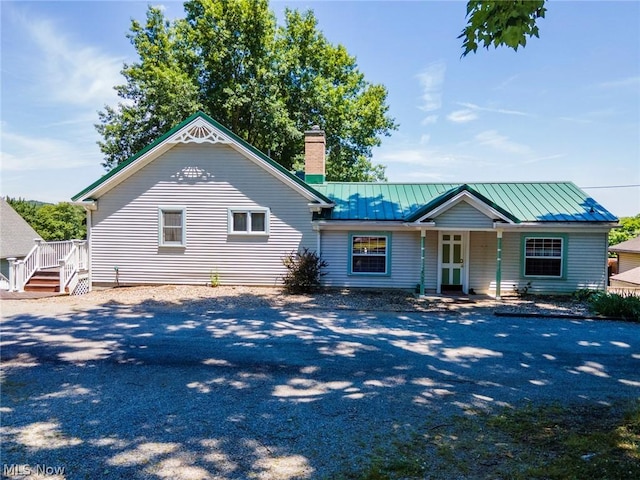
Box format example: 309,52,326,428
72,277,90,296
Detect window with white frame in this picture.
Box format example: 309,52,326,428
350,234,389,274
228,209,269,234
159,207,186,246
524,237,563,277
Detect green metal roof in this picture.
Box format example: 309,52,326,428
72,111,331,204
73,113,616,224
312,182,618,223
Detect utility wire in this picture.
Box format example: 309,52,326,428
581,184,640,189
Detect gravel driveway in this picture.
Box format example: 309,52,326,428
1,287,639,479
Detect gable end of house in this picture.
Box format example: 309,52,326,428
72,112,332,207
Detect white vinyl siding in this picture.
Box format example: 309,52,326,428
468,231,497,294
322,230,422,288
90,143,315,286
433,201,494,229
486,231,608,295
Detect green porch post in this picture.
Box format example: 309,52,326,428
420,230,426,297
496,229,503,300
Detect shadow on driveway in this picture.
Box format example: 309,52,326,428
1,295,639,479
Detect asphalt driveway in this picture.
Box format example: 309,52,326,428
1,296,639,479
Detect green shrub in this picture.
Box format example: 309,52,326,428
589,291,640,321
282,248,327,294
572,288,599,302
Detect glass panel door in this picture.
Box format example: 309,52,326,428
441,232,464,292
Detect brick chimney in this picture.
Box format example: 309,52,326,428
304,126,325,184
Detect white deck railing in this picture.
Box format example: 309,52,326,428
7,239,88,293
0,272,9,291
39,240,75,269
59,240,89,293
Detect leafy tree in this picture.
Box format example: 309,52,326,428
97,0,396,181
609,214,640,247
6,197,41,227
276,9,393,181
97,7,202,169
33,203,86,241
460,0,547,56
4,197,86,241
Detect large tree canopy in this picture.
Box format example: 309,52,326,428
460,0,547,56
97,0,396,181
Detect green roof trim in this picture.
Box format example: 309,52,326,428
313,182,617,223
404,184,520,223
72,111,332,204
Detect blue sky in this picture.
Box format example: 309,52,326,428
1,1,639,216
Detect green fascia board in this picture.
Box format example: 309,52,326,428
72,111,332,204
404,184,520,223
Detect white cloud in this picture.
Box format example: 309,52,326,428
474,130,532,156
521,153,567,165
597,76,640,89
380,145,500,183
459,102,531,117
493,74,520,91
22,16,124,107
559,108,617,124
447,109,478,123
416,62,446,113
0,131,98,171
378,146,492,169
421,115,438,126
378,148,458,168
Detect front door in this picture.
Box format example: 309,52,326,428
440,232,465,293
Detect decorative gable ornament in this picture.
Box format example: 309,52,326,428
73,112,332,207
167,118,232,145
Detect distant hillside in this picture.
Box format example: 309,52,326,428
4,197,53,207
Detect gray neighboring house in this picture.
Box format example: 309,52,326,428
609,236,640,288
0,198,42,288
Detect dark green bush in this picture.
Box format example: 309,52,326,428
589,291,640,321
282,248,327,294
572,288,599,302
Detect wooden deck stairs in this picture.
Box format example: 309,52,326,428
24,268,62,293
7,240,89,295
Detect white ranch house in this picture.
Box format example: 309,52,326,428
69,112,617,298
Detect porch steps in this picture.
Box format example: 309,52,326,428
24,269,61,293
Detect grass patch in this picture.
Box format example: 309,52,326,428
339,400,639,479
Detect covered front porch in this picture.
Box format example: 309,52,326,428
415,228,506,299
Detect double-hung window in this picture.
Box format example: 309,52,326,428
350,234,390,275
228,209,269,235
159,207,186,246
524,237,564,277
